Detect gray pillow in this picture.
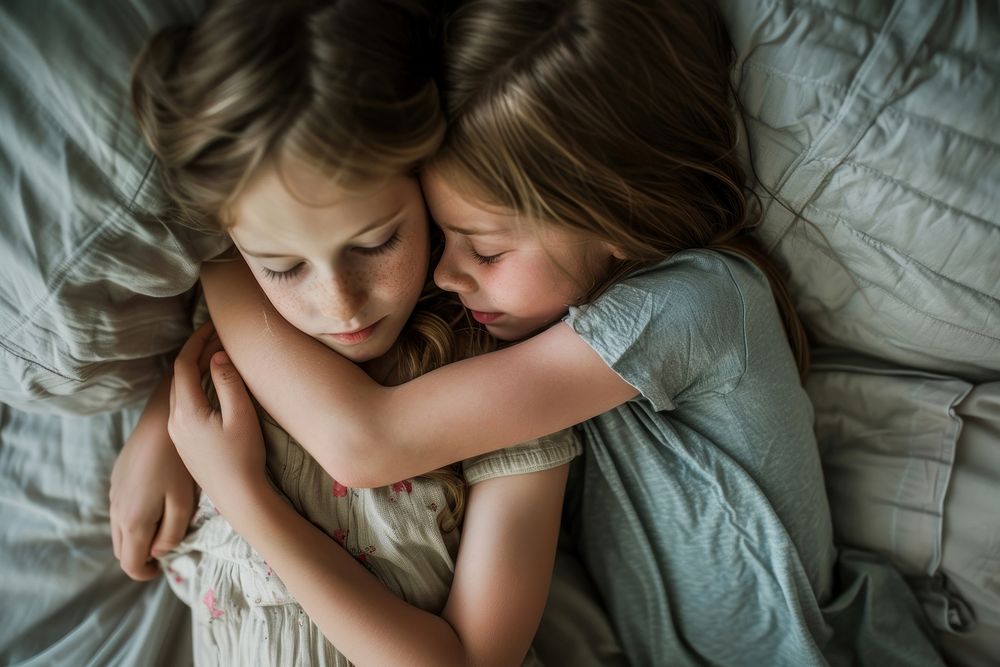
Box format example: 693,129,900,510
720,0,1000,381
0,0,229,414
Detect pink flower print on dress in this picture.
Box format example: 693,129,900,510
202,588,224,619
332,480,349,497
333,529,349,545
353,549,374,573
391,479,413,494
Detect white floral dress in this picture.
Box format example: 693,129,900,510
161,410,581,666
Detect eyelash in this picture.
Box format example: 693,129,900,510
471,249,501,265
262,264,304,282
260,232,402,282
356,231,401,256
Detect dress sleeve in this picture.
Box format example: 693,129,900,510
462,429,582,486
564,252,750,412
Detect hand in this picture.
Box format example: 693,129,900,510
195,323,225,370
168,322,268,514
110,375,197,581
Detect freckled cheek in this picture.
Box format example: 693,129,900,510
479,272,509,306
258,283,314,329
370,235,429,305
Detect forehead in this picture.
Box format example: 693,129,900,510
230,167,419,250
421,168,594,250
420,168,518,235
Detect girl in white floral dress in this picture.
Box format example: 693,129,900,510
164,403,576,666
118,0,584,665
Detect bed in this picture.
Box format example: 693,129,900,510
1,0,997,665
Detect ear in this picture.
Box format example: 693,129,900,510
604,242,627,260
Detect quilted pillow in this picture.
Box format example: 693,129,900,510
722,0,999,381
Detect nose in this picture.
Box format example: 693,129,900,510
433,241,476,295
317,265,367,323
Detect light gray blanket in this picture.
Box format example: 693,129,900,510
1,0,997,664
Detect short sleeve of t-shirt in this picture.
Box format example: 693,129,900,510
462,429,582,486
564,251,751,412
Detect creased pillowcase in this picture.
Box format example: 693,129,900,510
0,0,230,414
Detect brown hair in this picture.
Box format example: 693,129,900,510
433,0,809,378
132,0,489,529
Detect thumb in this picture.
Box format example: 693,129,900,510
150,496,193,558
209,351,254,425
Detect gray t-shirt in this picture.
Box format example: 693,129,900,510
564,250,940,665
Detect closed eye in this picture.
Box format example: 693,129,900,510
355,231,402,257
262,263,304,282
471,248,502,265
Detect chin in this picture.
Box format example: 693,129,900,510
316,338,383,363
488,319,554,343
487,324,529,343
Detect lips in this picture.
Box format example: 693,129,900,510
324,319,381,345
469,309,503,324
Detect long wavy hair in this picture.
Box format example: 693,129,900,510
433,0,809,379
132,0,490,530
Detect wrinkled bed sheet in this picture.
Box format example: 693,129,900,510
1,0,998,665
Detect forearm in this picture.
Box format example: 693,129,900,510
200,260,636,486
131,370,174,452
112,368,197,579
221,484,472,667
201,261,388,482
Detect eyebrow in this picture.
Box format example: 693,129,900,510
238,208,405,258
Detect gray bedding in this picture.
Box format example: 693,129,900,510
1,0,997,665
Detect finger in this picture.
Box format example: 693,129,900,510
168,373,176,416
196,328,224,374
120,521,159,581
209,351,255,425
111,521,122,561
150,497,193,558
177,320,216,375
172,323,216,417
206,333,224,358
178,321,216,369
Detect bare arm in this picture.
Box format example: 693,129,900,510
221,467,565,666
110,371,197,580
201,259,636,487
168,342,567,666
